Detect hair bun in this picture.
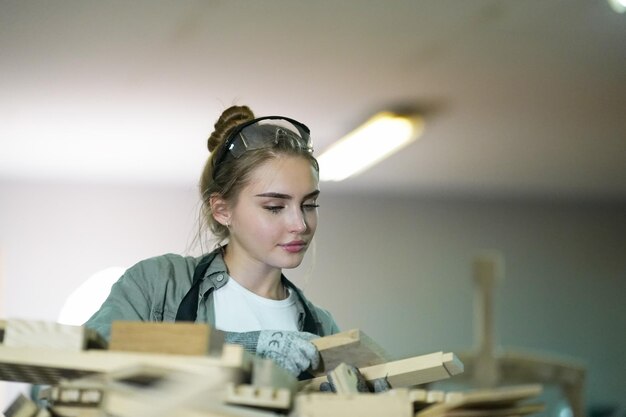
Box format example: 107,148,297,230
207,105,255,152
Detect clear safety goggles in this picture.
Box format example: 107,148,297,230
213,116,313,174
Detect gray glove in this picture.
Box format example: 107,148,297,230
225,330,320,377
319,364,392,393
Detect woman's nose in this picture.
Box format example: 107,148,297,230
288,209,307,233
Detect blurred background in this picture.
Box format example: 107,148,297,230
1,0,625,415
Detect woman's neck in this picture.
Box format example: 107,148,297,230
222,247,286,300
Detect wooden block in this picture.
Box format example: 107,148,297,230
301,351,463,390
363,352,463,387
327,362,361,394
225,383,291,410
190,402,284,417
417,384,543,417
441,403,545,417
443,353,464,376
251,358,296,392
109,321,224,356
294,391,413,417
310,329,390,376
406,388,447,408
34,409,51,417
3,319,105,351
100,365,278,417
0,343,249,385
48,405,100,417
46,378,105,407
450,384,542,407
3,393,38,417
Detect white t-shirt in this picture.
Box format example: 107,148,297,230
213,275,299,332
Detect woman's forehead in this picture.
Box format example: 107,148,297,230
244,156,319,196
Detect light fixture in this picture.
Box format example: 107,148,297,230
608,0,626,13
317,111,424,182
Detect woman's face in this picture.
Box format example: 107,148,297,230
226,155,319,272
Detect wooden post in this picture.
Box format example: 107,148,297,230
472,253,503,388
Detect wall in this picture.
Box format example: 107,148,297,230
0,180,624,410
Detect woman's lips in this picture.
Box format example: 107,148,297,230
280,241,307,253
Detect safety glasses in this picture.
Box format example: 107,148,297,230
212,116,313,176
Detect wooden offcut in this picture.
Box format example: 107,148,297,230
109,321,225,356
2,319,106,351
251,358,297,392
294,391,413,417
326,362,361,394
0,343,249,385
416,384,543,417
225,383,292,411
301,351,463,391
4,393,39,417
310,329,390,376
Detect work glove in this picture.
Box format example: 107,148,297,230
319,363,392,393
225,330,320,377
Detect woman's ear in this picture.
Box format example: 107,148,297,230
209,194,231,227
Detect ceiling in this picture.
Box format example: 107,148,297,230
1,0,625,201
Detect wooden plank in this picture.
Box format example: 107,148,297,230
103,368,274,417
362,352,463,387
3,393,39,417
405,388,447,409
251,359,296,392
417,384,543,417
294,391,413,417
447,384,542,407
109,321,224,356
301,351,463,391
441,403,545,417
310,329,390,376
225,383,291,410
327,362,361,394
48,405,100,417
3,319,105,352
0,344,249,385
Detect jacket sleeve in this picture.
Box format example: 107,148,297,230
83,261,154,341
315,306,341,336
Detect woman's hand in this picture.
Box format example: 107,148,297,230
224,330,320,376
256,330,320,376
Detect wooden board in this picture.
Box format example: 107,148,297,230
1,319,105,351
251,358,296,392
294,391,413,417
440,403,545,417
0,343,249,385
225,383,291,411
326,362,361,394
417,384,543,417
4,393,39,417
0,319,106,352
301,351,463,391
310,329,390,376
109,321,224,356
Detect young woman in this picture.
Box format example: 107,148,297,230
85,105,339,376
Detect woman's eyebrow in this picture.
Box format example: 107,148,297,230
255,190,320,200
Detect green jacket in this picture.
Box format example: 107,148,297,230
84,248,340,340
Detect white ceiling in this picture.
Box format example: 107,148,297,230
1,0,625,201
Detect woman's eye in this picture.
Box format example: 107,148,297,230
264,206,284,214
303,203,320,211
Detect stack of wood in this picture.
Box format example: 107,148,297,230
0,319,543,417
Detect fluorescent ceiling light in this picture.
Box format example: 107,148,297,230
318,112,424,182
